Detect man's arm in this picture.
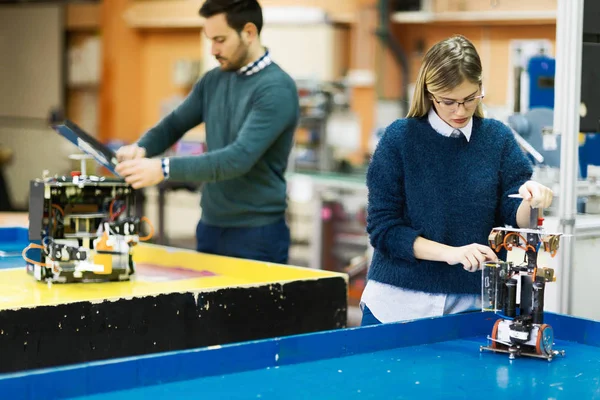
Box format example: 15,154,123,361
167,84,298,182
136,76,207,158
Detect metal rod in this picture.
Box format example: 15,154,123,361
509,126,545,163
553,0,584,315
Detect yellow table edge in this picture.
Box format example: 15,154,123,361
0,243,348,311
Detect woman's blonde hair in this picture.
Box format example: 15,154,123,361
407,35,484,118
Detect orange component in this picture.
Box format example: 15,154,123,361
503,232,531,252
70,171,81,177
95,231,114,251
491,319,503,350
536,324,550,355
93,231,114,274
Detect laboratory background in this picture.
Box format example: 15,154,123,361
0,0,600,398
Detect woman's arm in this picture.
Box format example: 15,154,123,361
413,237,498,272
366,123,423,263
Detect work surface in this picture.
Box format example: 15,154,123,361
1,312,598,399
0,233,347,374
0,242,344,311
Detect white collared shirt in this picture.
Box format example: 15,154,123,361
428,107,473,141
360,110,480,324
237,48,272,77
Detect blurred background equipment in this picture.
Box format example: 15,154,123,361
0,4,73,211
292,79,360,173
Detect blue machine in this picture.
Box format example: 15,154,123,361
528,55,555,110
508,108,560,168
510,55,600,178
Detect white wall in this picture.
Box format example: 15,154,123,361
0,4,69,209
0,5,62,119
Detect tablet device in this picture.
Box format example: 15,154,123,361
51,119,122,178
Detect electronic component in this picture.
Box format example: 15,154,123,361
480,205,565,361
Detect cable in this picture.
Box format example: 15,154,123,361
138,216,154,242
51,204,64,216
496,313,514,320
22,243,48,267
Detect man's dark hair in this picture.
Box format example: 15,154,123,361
199,0,263,35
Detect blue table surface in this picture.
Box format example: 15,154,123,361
72,336,600,400
2,312,599,399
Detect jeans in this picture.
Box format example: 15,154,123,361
196,218,290,264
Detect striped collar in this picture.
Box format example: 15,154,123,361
238,48,272,76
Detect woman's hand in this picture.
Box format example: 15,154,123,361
518,180,554,209
445,243,498,272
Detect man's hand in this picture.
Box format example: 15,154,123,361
116,144,146,162
518,180,553,209
445,243,498,273
115,158,164,189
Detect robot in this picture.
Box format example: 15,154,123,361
22,170,153,283
21,120,154,284
480,202,566,361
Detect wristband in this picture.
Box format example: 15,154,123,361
161,157,170,180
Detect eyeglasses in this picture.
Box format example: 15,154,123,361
429,93,485,113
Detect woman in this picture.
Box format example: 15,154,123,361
361,35,553,326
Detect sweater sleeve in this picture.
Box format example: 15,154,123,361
366,124,422,263
168,84,298,182
136,76,206,158
497,124,534,227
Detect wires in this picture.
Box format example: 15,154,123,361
51,204,64,217
50,204,64,235
495,313,514,320
500,232,537,253
108,199,126,221
139,216,154,242
22,243,48,267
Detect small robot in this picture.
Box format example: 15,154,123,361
480,204,566,361
21,120,154,283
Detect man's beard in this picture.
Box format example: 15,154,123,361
218,42,250,71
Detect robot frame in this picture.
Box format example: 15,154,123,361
480,201,566,362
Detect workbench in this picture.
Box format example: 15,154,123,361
0,228,348,374
1,311,598,399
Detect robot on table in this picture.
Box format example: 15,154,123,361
22,120,153,283
480,202,566,361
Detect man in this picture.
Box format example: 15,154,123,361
115,0,300,264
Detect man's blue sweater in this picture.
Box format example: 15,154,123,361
366,116,533,294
